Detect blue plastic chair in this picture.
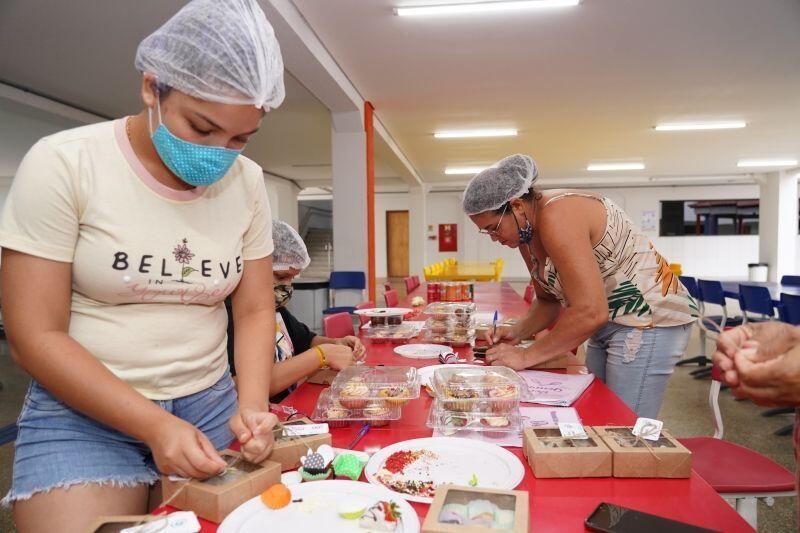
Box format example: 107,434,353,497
780,275,800,287
323,271,366,315
778,293,800,325
677,276,711,368
697,279,743,329
739,284,775,323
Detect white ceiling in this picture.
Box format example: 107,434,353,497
0,0,402,185
292,0,800,183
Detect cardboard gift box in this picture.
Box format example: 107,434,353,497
267,417,332,471
161,450,281,523
422,485,529,533
594,426,692,478
522,427,612,478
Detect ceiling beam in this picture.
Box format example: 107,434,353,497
0,82,106,124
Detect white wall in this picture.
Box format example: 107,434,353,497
264,176,300,229
374,183,800,281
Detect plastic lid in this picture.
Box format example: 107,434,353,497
431,367,521,402
364,325,421,342
427,400,521,433
424,302,477,316
312,389,402,423
330,365,421,401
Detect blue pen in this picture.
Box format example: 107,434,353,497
491,310,499,344
348,423,371,450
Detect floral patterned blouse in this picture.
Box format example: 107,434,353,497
530,193,697,328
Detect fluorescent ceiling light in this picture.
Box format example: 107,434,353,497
737,159,798,168
395,0,580,17
445,166,488,175
649,175,751,183
654,121,746,131
587,162,645,171
434,129,518,139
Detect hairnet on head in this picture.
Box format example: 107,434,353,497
272,220,311,271
462,154,538,215
135,0,285,110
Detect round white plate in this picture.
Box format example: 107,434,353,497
364,437,525,504
393,344,453,359
354,307,413,317
417,364,479,388
218,480,420,533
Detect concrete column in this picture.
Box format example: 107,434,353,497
331,110,368,274
758,170,798,282
264,175,300,229
408,184,428,278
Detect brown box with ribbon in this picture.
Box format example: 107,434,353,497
593,426,692,478
265,417,332,472
160,450,281,523
522,426,612,478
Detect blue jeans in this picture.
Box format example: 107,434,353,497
586,322,691,419
2,371,237,506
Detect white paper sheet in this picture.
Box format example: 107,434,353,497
518,370,595,406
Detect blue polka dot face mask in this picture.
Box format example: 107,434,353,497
148,95,242,187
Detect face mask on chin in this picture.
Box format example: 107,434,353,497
273,284,293,308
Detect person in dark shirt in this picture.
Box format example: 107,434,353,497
227,220,365,402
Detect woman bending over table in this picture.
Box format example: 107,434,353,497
226,220,365,403
463,154,694,418
0,1,284,530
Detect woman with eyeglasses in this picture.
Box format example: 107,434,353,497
463,154,695,418
226,220,366,403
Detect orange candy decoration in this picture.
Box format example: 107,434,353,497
260,483,292,510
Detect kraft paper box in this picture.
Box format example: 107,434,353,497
594,426,692,479
523,427,612,478
161,450,281,523
86,515,150,532
422,485,529,533
266,417,332,472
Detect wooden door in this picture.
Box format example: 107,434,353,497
386,210,409,278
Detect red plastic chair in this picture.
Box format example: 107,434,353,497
678,365,796,529
384,282,393,293
412,275,420,289
384,289,399,308
355,301,374,326
404,277,415,293
523,284,535,304
323,312,355,338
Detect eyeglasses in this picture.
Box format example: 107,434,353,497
478,202,509,236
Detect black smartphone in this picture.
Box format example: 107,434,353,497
585,503,719,533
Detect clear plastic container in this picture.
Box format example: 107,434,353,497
427,400,521,437
330,365,421,408
364,325,420,345
424,302,477,322
431,367,521,413
311,388,401,428
421,329,475,348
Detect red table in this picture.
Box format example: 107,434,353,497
190,282,753,532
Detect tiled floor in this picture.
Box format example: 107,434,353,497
0,282,796,531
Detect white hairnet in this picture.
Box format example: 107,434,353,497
462,154,538,215
135,0,285,110
272,220,311,271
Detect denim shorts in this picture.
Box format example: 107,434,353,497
1,371,237,506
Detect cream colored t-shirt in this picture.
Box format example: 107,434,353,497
0,118,274,399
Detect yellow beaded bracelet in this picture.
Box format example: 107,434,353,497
314,345,327,368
